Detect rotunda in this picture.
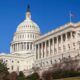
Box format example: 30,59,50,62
10,5,40,54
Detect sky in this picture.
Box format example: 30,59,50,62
0,0,80,53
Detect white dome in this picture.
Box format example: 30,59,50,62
17,19,40,33
10,6,41,54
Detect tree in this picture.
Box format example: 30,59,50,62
8,72,17,80
0,60,9,80
42,70,52,80
26,72,40,80
17,71,26,80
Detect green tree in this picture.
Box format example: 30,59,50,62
0,60,9,80
26,72,40,80
17,71,26,80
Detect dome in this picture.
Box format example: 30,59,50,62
10,5,41,54
16,5,40,33
16,19,40,33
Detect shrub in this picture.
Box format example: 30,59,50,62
26,72,40,80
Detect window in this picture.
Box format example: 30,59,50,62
11,65,13,70
50,60,52,64
68,44,70,50
17,61,19,63
6,60,8,62
12,60,14,63
17,66,19,71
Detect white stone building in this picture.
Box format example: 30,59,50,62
0,5,80,76
0,5,40,75
34,22,80,72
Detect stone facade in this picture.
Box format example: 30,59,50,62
0,5,40,75
0,5,80,76
34,22,80,72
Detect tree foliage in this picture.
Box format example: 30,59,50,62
26,72,40,80
17,71,26,80
0,60,9,80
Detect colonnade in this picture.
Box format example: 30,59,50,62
11,42,33,52
35,31,76,60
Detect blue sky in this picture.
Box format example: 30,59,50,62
0,0,80,53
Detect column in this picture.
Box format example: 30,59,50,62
26,42,27,50
17,43,18,51
43,42,45,58
22,42,24,50
71,31,73,50
29,42,30,50
21,43,23,50
20,43,22,51
71,31,73,39
66,33,68,51
49,40,50,56
15,44,16,51
39,43,41,59
41,43,43,58
57,37,58,54
24,42,25,50
53,38,55,55
16,43,17,51
61,35,63,53
30,42,32,50
45,41,47,58
38,44,39,59
18,43,20,51
32,42,33,50
13,44,15,51
36,44,38,60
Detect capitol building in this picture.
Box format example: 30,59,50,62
0,5,80,75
